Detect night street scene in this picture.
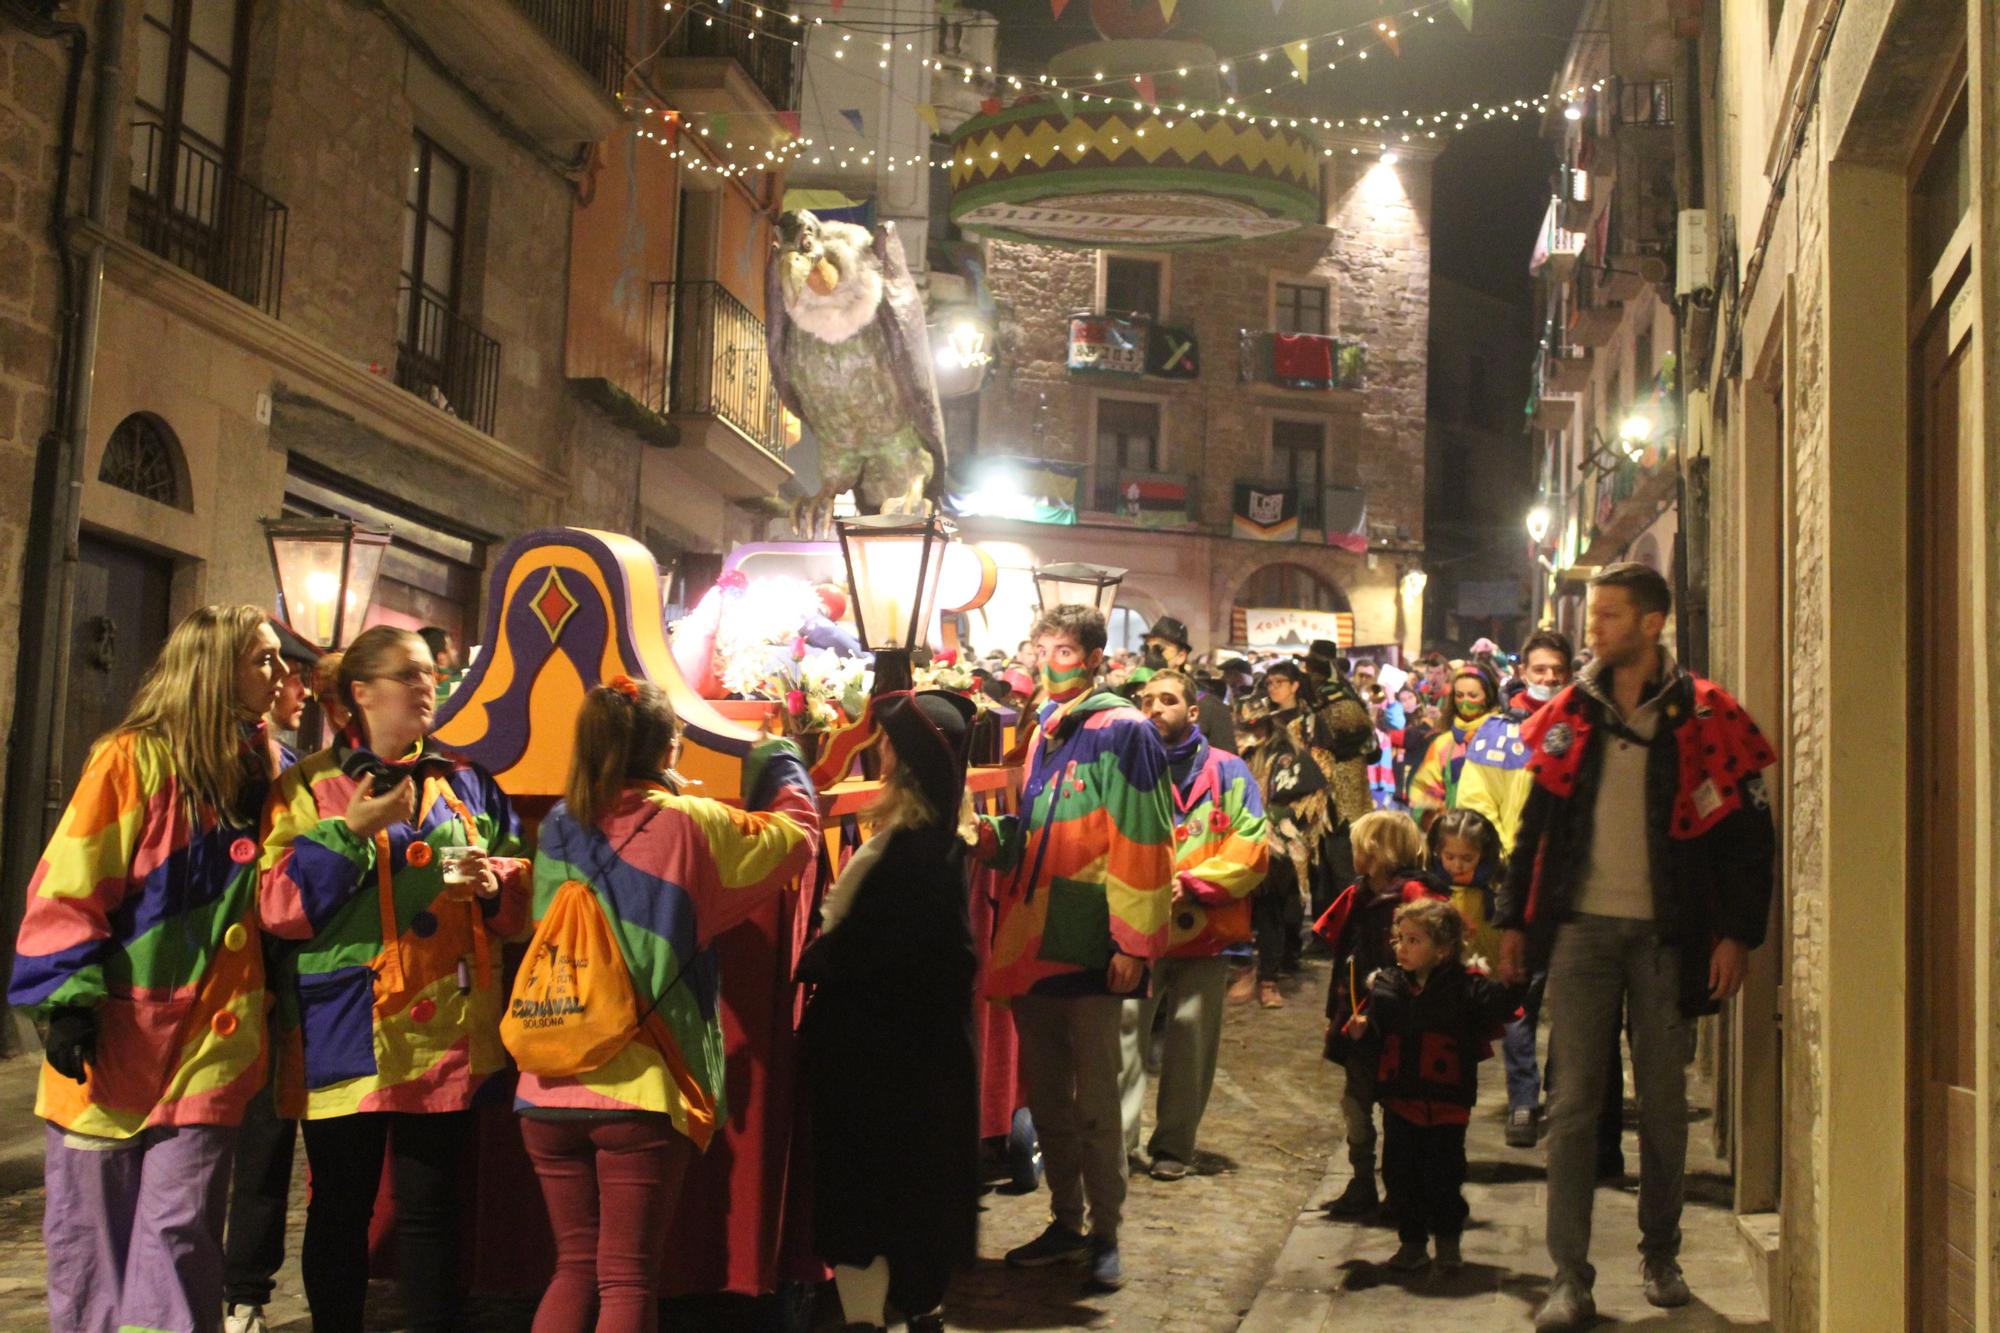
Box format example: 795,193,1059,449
0,0,1987,1329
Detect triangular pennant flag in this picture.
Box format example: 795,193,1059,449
839,108,865,134
777,110,801,138
1135,74,1156,106
1383,29,1402,57
916,103,941,135
1221,63,1238,94
1269,0,1286,12
1051,0,1070,16
980,96,1002,116
1450,0,1474,30
830,0,844,11
1285,40,1310,82
1160,0,1178,20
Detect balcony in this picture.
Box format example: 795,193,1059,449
650,1,796,120
649,280,791,499
1570,303,1624,349
127,123,286,317
1239,331,1366,391
396,287,502,435
1087,468,1197,527
1544,349,1593,394
380,0,624,150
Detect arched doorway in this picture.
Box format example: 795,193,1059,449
1231,561,1354,649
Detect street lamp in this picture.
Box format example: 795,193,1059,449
1617,411,1654,461
835,511,956,694
1400,567,1428,603
1033,562,1126,617
1525,501,1553,544
262,517,391,649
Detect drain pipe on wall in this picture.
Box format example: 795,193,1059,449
0,0,125,1051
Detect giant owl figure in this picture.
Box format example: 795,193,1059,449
766,211,949,535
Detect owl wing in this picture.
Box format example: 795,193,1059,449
764,243,806,420
871,222,950,497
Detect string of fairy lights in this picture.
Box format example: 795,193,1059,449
627,0,1606,181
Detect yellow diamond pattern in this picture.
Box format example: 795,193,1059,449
949,111,1317,191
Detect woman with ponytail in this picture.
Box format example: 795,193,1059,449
516,677,821,1333
12,604,285,1333
258,623,530,1333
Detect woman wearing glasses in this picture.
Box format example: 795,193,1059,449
258,623,530,1333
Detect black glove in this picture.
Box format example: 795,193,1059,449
43,1006,96,1084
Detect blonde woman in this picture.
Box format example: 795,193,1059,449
259,623,530,1333
11,604,285,1333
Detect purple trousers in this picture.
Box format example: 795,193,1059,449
44,1120,235,1333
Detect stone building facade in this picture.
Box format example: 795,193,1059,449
0,0,795,1010
1684,0,1997,1327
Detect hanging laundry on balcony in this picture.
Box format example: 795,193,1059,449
1323,485,1369,553
1146,323,1199,378
1233,483,1300,543
1272,332,1335,387
1239,331,1366,390
1069,315,1147,376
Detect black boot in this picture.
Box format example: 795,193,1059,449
1324,1169,1379,1218
907,1313,947,1332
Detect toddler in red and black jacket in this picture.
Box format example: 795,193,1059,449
1344,896,1523,1273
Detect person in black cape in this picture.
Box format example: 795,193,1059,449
798,689,982,1333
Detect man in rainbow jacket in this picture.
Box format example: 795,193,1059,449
977,603,1175,1292
1118,669,1268,1182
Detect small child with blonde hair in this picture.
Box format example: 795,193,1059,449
1345,897,1523,1272
1311,811,1445,1218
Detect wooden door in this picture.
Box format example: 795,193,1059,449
64,535,175,794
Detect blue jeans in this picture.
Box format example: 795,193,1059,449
1502,971,1548,1111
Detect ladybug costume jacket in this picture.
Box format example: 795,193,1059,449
1494,654,1777,1017
1362,961,1523,1126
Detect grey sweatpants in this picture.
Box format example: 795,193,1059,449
1014,994,1128,1240
1543,913,1695,1287
1118,955,1229,1165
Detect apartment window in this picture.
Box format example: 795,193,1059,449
1094,398,1160,512
1273,280,1329,335
1272,418,1326,529
402,134,466,324
1102,255,1164,317
131,0,248,204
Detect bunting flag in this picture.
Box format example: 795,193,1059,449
1383,28,1402,57
916,103,941,135
1269,0,1286,12
1160,0,1178,19
1286,40,1310,82
1233,484,1300,542
708,112,729,140
839,108,865,135
1450,0,1475,30
979,96,1003,116
830,0,844,11
1135,73,1157,106
1051,0,1070,16
776,110,801,139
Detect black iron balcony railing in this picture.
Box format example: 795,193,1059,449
396,287,502,434
656,1,796,111
647,279,782,453
127,122,287,317
509,0,630,99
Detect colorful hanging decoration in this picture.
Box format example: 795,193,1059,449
838,108,865,135
916,103,941,135
1285,40,1310,83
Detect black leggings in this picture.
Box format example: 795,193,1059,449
1382,1115,1469,1244
223,1080,297,1306
300,1110,468,1333
1252,857,1304,981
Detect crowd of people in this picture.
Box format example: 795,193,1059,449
13,560,1777,1333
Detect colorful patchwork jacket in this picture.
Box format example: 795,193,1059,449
259,741,531,1119
514,740,820,1149
1409,709,1499,817
1162,735,1269,959
10,731,269,1138
981,690,1175,999
1452,713,1535,854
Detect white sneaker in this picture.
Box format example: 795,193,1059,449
223,1304,268,1333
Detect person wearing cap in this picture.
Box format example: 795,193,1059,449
798,691,981,1333
978,604,1174,1292
1135,616,1236,754
1119,670,1267,1180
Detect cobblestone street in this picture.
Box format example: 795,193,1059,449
0,959,1770,1331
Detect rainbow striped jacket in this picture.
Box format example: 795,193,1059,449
10,731,269,1138
1163,737,1270,959
982,691,1175,999
513,739,820,1148
258,743,530,1119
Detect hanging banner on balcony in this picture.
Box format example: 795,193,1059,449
947,104,1319,250
1068,316,1146,376
1322,484,1368,552
948,456,1083,525
1120,474,1190,527
1238,331,1365,390
1146,323,1199,378
1240,607,1356,651
1232,483,1299,542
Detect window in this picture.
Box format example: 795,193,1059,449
98,412,188,509
402,133,467,325
1273,281,1329,335
131,0,247,212
1102,255,1163,317
1272,418,1326,529
1093,398,1160,512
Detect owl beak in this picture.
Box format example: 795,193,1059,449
806,256,841,296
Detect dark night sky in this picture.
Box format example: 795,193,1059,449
976,0,1588,304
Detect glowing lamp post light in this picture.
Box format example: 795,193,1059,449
1618,412,1655,461
1525,501,1554,545
835,511,956,695
1033,562,1126,618
263,517,391,649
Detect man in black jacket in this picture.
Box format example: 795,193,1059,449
1138,616,1236,754
1496,564,1776,1331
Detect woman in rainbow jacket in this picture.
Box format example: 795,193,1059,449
511,676,820,1333
258,623,531,1333
11,605,286,1333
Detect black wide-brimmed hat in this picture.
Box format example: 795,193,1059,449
877,689,977,817
1145,615,1192,651
1307,638,1340,663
